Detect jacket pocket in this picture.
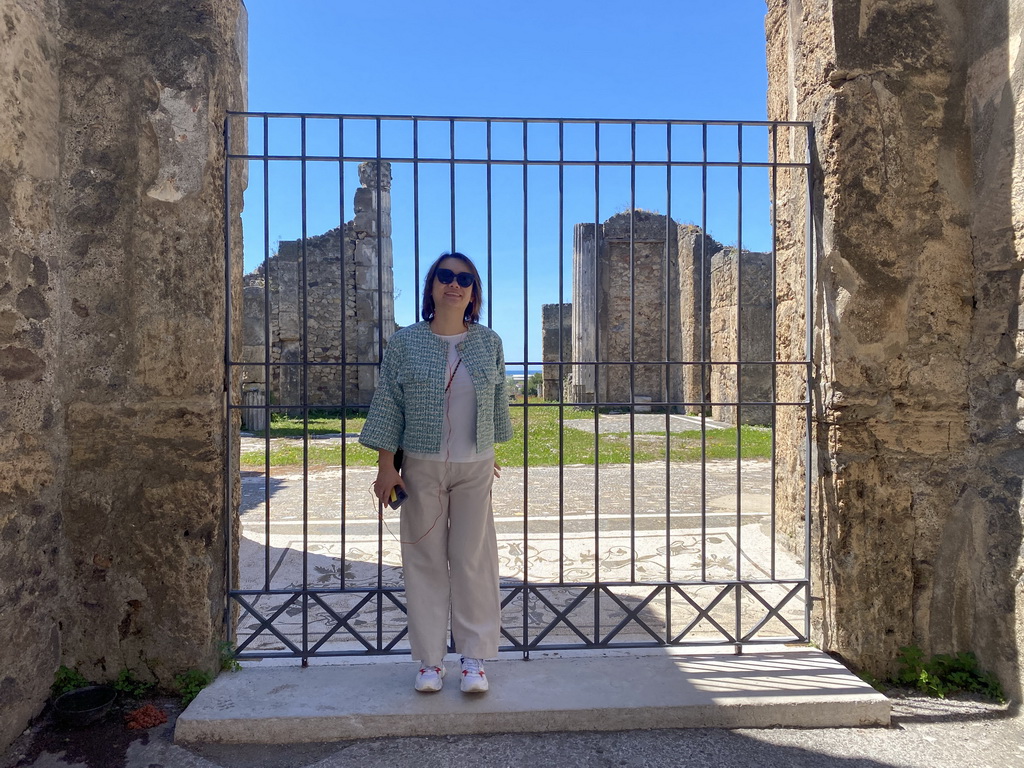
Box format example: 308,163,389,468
398,362,432,385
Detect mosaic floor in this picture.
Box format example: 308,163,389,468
234,460,807,654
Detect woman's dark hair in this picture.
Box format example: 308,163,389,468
421,251,483,324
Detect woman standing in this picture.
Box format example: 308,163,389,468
359,252,513,693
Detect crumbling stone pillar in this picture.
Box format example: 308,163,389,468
541,303,572,401
570,212,682,410
571,223,599,405
709,249,773,426
677,226,717,414
0,0,63,748
767,0,1024,698
54,0,247,690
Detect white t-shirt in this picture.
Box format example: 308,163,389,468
404,332,495,464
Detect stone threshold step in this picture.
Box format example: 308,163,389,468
174,647,890,744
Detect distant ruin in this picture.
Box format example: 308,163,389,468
542,209,772,425
240,161,395,427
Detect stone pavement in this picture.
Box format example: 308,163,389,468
236,455,802,654
174,648,890,743
4,684,1021,768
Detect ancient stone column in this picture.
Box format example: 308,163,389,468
541,303,572,401
351,161,394,407
571,223,599,405
53,0,247,692
677,226,719,414
0,0,63,748
709,249,773,426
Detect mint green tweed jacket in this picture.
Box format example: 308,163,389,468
358,321,513,455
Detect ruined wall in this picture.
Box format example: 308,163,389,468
570,211,683,409
677,226,718,414
567,213,771,420
540,303,571,402
241,162,394,417
0,0,247,749
57,0,246,685
0,0,63,749
709,249,773,426
767,0,1024,695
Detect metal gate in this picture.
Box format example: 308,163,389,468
223,112,815,662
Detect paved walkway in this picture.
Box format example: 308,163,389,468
235,459,802,655
4,684,1020,768
175,648,890,744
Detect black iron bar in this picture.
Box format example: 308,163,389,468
734,124,744,652
486,120,493,326
521,119,530,651
629,121,637,586
228,110,812,129
663,121,673,641
804,124,816,640
558,120,566,585
225,153,809,170
375,117,385,652
262,115,272,593
592,122,601,644
413,117,421,319
339,117,348,591
300,115,310,665
770,123,779,582
222,116,235,645
700,123,709,584
449,119,456,252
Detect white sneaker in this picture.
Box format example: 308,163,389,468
460,657,488,693
414,664,446,692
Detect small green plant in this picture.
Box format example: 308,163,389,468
113,668,155,698
51,665,90,697
218,641,242,672
174,669,213,706
894,645,1005,702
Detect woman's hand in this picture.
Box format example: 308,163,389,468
493,461,502,479
373,451,405,506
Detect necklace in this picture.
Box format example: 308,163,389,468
445,358,462,393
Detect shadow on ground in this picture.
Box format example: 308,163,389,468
3,688,1020,768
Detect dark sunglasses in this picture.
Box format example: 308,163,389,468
435,268,474,288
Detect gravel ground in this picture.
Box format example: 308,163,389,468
4,689,1022,768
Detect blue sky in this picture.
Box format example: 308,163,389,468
240,1,772,364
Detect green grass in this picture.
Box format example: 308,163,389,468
240,404,772,469
247,411,367,438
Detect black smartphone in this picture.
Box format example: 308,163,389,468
388,486,408,510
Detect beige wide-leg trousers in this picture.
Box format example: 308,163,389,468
400,455,500,665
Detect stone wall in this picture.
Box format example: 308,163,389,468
677,226,718,414
0,0,63,748
0,0,246,749
569,211,685,409
241,162,394,418
565,212,770,422
709,249,774,426
766,0,1024,695
540,303,572,401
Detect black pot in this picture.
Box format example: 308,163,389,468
53,685,117,727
